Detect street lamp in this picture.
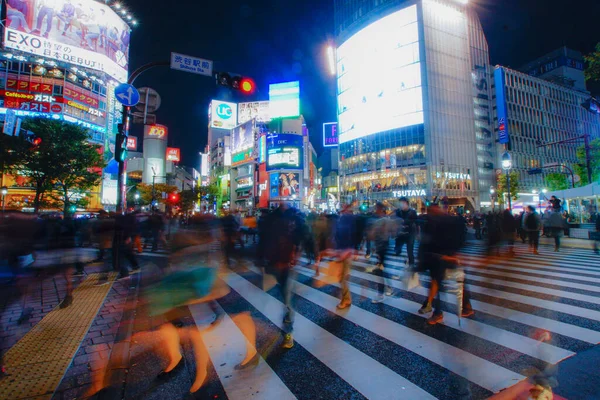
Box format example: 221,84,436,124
1,186,7,214
502,151,513,211
490,186,496,211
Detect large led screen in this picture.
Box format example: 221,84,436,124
4,0,130,82
269,81,300,119
266,133,303,171
336,5,423,144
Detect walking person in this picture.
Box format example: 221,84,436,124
546,209,566,252
525,205,542,255
334,205,356,309
594,216,600,255
501,209,517,257
261,204,300,349
418,203,474,325
394,197,418,268
371,203,392,303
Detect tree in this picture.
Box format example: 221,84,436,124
573,138,600,186
584,43,600,82
180,189,199,213
133,183,178,207
6,118,105,213
496,171,520,205
545,172,569,191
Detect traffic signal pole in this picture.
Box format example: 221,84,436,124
536,133,592,185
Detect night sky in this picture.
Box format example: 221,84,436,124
126,0,600,168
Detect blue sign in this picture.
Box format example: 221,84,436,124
115,83,140,107
494,68,510,145
323,122,338,147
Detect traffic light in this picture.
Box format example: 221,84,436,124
170,192,180,203
528,168,543,175
25,132,42,148
359,202,369,212
216,72,256,94
115,133,127,162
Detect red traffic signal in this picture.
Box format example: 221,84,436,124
32,137,42,146
240,78,255,94
216,72,256,95
170,193,179,202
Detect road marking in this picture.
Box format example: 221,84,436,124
312,260,600,344
290,275,524,393
225,272,437,400
189,302,296,400
294,264,575,365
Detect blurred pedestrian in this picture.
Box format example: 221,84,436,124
261,204,299,349
546,210,566,252
525,205,542,255
418,203,474,325
594,216,600,255
371,203,393,302
334,204,356,309
395,197,417,268
501,209,517,256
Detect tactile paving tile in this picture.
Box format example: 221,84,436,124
0,272,117,400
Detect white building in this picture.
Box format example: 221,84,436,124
335,0,495,212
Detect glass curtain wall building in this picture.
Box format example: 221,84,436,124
335,0,495,212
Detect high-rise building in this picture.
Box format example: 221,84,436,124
519,47,587,92
335,0,495,212
493,65,600,195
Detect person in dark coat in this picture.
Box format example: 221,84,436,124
418,204,474,325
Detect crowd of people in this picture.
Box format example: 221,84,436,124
2,195,599,396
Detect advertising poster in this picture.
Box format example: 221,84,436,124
266,133,303,171
231,119,254,154
210,100,237,130
238,101,270,124
126,136,137,151
337,5,423,143
232,149,253,166
166,147,181,162
3,0,131,82
269,81,300,118
270,172,300,198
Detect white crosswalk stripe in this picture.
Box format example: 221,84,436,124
189,241,599,399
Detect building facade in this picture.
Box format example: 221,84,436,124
494,65,600,194
335,0,494,212
0,0,132,211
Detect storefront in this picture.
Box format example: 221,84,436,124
547,183,600,224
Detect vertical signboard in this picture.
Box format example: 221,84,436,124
494,68,510,145
323,122,338,147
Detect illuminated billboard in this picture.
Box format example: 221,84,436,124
238,101,270,124
144,124,167,139
270,172,300,198
126,136,137,150
336,5,423,144
231,119,254,154
266,133,303,171
269,81,300,118
3,0,131,82
210,100,237,130
323,122,338,147
166,147,181,162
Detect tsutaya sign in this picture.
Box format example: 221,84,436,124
436,172,471,180
392,189,427,198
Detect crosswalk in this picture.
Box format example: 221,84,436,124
185,241,599,399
